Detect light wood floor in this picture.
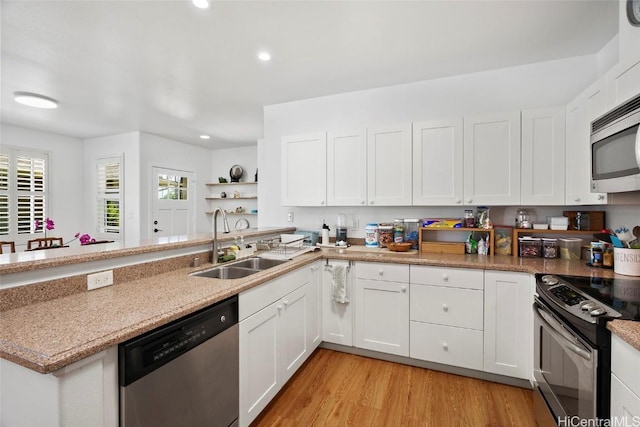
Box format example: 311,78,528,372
252,348,536,427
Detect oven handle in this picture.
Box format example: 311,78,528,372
533,299,592,362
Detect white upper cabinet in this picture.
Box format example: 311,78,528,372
367,124,412,206
412,118,464,206
327,130,367,206
607,55,640,108
281,133,327,206
463,111,521,205
521,107,566,205
565,80,607,205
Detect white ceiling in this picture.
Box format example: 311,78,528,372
1,0,618,149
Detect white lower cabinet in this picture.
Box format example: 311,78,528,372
322,260,354,346
354,262,410,356
611,334,640,423
483,271,532,380
238,264,320,427
409,266,484,370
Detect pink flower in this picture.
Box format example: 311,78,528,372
74,232,80,238
34,219,41,230
45,217,55,231
79,234,92,245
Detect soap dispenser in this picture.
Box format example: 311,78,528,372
321,221,330,246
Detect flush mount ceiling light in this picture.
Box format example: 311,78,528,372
13,91,58,109
192,0,209,9
258,51,271,61
200,135,211,140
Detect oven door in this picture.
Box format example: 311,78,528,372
533,297,598,422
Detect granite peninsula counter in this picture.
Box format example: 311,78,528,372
1,238,639,374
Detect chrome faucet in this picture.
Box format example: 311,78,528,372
212,207,231,263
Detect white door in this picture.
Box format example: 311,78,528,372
463,112,521,205
521,107,566,205
151,167,195,238
327,130,367,206
281,133,327,206
484,271,533,380
239,303,280,427
412,118,464,206
367,124,412,206
354,278,409,356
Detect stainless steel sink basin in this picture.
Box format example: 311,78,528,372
190,257,289,280
231,257,289,270
191,266,261,280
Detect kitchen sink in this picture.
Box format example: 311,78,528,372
231,257,289,270
191,266,261,280
190,257,289,280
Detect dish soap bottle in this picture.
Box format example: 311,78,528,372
321,221,330,246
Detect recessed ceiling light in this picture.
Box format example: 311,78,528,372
14,92,58,109
200,135,211,140
192,0,209,9
258,52,271,61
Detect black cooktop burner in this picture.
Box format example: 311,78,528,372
552,274,640,321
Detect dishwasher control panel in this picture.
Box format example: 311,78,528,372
119,295,238,386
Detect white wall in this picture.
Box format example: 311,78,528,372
210,145,257,184
139,133,213,239
84,132,141,246
1,124,84,247
261,55,602,236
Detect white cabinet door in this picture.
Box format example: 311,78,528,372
484,271,533,380
281,133,327,206
564,82,607,205
608,55,640,107
327,130,367,206
322,260,354,346
354,278,409,356
521,107,566,205
412,118,464,206
611,374,640,425
611,334,640,422
239,302,280,427
367,124,412,205
308,262,322,349
279,283,311,384
463,112,521,205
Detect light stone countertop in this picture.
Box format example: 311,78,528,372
1,243,639,374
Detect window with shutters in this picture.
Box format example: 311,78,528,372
0,148,49,242
96,157,122,236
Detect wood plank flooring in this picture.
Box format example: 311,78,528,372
252,348,536,427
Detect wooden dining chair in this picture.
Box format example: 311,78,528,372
0,241,16,254
26,237,64,250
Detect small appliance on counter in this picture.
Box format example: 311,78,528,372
336,213,348,247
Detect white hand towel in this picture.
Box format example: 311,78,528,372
332,265,349,304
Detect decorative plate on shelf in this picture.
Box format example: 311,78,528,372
235,218,249,231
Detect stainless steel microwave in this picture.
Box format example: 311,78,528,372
591,93,640,193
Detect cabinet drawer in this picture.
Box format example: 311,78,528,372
410,284,483,329
410,265,483,289
410,321,483,370
355,262,409,282
612,334,640,397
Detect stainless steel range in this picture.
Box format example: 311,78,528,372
533,273,640,425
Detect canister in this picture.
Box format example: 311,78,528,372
365,223,379,247
377,224,393,248
404,219,420,250
393,219,404,243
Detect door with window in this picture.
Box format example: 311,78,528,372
152,167,195,238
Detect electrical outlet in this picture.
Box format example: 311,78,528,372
287,212,294,222
87,270,114,290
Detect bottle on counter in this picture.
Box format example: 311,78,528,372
321,221,330,246
404,219,420,250
393,219,404,243
464,210,475,228
365,223,379,247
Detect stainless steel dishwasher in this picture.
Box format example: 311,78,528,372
119,295,238,427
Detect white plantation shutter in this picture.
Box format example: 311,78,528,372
0,155,9,235
0,149,49,239
96,157,122,235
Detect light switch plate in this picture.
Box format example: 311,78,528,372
87,270,113,290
